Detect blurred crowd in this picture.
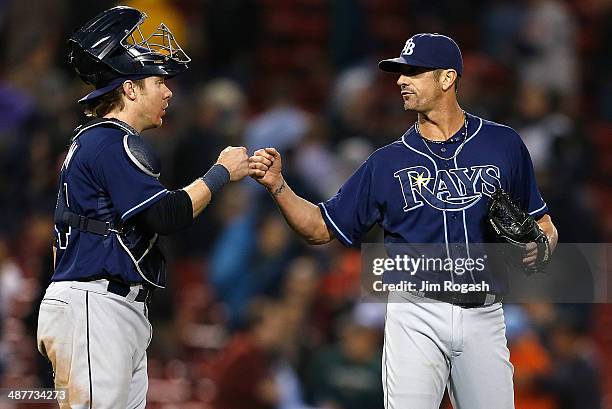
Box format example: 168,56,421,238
0,0,611,408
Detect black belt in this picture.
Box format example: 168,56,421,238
107,281,153,303
411,291,503,308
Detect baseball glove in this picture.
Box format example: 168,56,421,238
487,188,551,274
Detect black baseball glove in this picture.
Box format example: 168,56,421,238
487,188,551,274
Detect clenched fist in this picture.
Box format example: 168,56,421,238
216,146,249,181
249,147,284,193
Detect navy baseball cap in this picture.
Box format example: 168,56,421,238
378,33,463,77
78,75,149,104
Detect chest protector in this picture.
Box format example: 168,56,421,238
54,118,166,288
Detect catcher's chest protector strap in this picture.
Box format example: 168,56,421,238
55,118,147,235
71,117,139,142
72,118,162,178
60,211,120,236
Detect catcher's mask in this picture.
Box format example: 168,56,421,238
69,6,190,103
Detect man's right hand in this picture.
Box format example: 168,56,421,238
249,147,333,244
249,148,284,194
216,146,249,181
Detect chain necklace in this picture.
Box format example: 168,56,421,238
416,112,468,161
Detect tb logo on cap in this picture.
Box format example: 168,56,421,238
402,39,415,56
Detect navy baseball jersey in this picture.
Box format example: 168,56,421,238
318,113,548,293
52,120,168,284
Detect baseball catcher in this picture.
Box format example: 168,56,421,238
36,6,251,408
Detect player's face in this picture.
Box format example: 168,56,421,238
396,67,442,112
135,76,173,130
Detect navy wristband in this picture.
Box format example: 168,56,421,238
201,164,230,196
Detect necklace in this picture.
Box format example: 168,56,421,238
416,112,468,161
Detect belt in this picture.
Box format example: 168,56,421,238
107,281,153,303
410,290,503,308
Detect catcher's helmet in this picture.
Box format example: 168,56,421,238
69,6,190,103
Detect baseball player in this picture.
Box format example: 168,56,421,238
36,7,250,408
250,33,558,409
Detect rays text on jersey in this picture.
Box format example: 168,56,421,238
394,165,501,211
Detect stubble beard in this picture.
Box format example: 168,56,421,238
403,98,418,112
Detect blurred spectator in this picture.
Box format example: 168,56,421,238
244,80,310,154
277,256,325,384
209,298,287,409
328,66,379,146
596,6,612,121
505,305,556,409
170,79,247,257
172,79,247,186
481,0,526,64
293,116,343,199
0,238,26,325
318,248,362,306
334,136,374,188
537,321,602,409
330,0,370,69
175,283,228,355
511,83,572,182
518,0,578,100
200,0,259,80
0,237,24,380
303,304,384,409
210,204,297,328
275,360,317,409
458,53,505,119
509,82,600,242
243,78,323,203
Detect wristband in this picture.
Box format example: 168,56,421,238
201,164,230,196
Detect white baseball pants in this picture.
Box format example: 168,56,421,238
37,280,151,409
382,292,515,409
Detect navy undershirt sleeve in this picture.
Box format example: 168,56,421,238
134,189,193,235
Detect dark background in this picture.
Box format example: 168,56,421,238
0,0,611,408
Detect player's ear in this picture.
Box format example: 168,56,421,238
122,80,138,101
441,70,457,92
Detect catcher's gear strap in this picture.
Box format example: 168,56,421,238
61,210,120,236
61,190,191,237
71,117,139,142
71,118,162,178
